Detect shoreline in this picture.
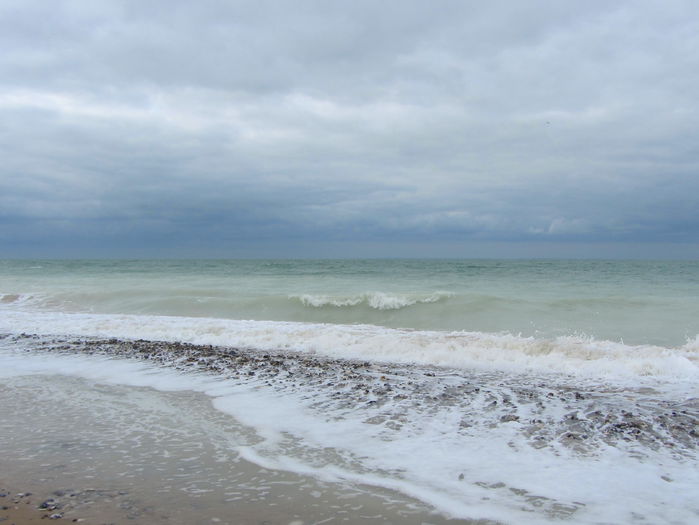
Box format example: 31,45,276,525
1,333,698,524
0,346,476,525
6,332,696,453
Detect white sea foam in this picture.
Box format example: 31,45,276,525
292,291,454,310
0,310,697,385
215,384,698,524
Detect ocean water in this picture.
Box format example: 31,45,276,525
1,259,698,524
2,258,699,345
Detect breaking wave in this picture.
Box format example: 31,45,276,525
0,310,697,384
291,291,454,310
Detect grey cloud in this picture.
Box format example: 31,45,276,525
1,0,698,257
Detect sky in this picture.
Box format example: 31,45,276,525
1,0,698,259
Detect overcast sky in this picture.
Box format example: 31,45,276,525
1,0,698,258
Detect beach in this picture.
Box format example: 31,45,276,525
1,259,698,523
1,333,697,524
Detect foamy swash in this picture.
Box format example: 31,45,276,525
1,310,697,383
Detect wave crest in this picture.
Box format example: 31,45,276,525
291,291,454,310
1,311,698,383
0,293,40,306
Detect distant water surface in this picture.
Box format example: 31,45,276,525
1,258,698,346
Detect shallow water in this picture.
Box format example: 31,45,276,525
0,374,468,525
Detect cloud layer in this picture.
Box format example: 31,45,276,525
2,0,698,257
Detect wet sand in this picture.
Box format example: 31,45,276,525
0,488,65,524
0,367,478,524
0,485,94,524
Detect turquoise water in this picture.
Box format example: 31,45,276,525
1,259,698,346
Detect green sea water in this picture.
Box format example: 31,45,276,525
1,258,698,347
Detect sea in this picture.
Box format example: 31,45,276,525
0,259,697,524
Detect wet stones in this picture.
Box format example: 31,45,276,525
39,498,62,511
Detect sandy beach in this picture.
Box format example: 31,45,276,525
0,474,469,525
2,333,697,523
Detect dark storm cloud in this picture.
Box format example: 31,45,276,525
1,0,698,257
